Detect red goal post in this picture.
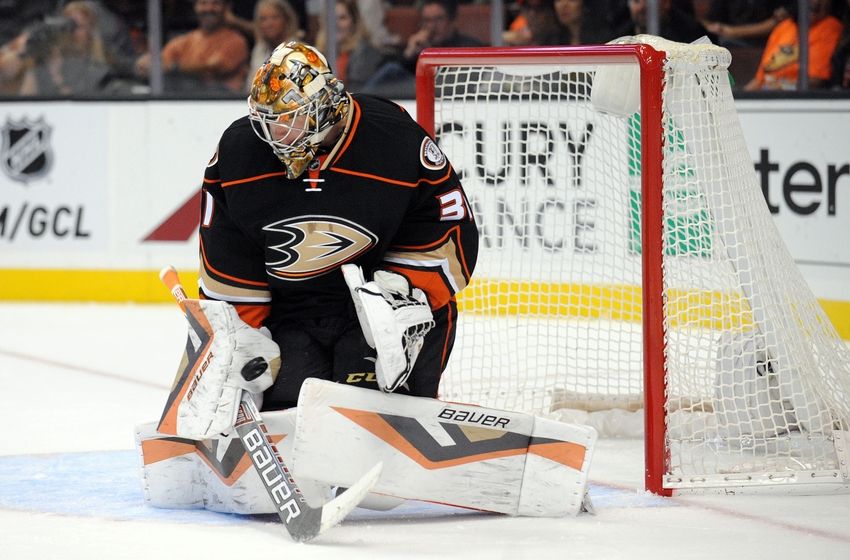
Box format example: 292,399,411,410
416,44,669,495
415,39,850,497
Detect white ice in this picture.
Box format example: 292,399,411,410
1,303,848,559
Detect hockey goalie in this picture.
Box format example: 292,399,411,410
134,40,596,538
135,264,597,527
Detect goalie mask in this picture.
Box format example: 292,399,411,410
248,41,349,179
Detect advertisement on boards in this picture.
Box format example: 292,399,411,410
737,100,850,301
0,103,106,250
0,98,847,311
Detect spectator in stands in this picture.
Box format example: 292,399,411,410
302,0,401,50
589,0,696,41
829,0,850,88
0,32,30,95
357,0,399,50
700,1,787,48
316,0,384,92
135,0,249,94
244,0,301,91
19,1,113,96
400,0,484,65
0,32,27,96
0,1,59,46
1,2,118,95
526,0,574,45
89,1,137,77
503,1,533,45
602,0,632,34
504,0,568,46
363,0,484,98
553,0,613,45
220,2,293,47
502,0,613,45
613,0,708,44
745,0,843,90
503,1,530,46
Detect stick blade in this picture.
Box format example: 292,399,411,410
316,462,383,537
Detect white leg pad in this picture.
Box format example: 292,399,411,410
291,379,597,516
517,416,596,516
135,408,332,513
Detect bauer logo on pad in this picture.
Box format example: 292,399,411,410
437,406,511,429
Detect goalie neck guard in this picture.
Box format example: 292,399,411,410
247,41,350,179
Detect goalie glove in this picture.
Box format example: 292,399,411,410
158,300,281,440
341,264,435,392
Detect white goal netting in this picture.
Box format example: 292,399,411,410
425,37,850,492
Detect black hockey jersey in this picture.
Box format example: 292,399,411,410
199,94,479,328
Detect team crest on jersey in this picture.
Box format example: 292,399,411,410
420,138,446,170
263,215,377,280
1,116,53,183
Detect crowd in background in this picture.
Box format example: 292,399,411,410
1,0,849,98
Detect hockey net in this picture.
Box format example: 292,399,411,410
416,36,850,494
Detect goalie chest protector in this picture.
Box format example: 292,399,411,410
201,94,473,322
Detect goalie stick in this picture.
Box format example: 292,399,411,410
159,266,382,542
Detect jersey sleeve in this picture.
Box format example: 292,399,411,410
382,137,479,310
198,146,271,328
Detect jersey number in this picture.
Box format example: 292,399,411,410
201,190,214,228
437,189,467,221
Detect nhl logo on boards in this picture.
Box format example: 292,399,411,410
420,137,446,170
1,116,54,184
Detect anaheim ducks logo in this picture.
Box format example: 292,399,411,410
264,215,377,280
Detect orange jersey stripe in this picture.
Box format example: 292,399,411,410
385,266,453,310
200,236,269,288
232,303,271,329
221,171,288,188
390,225,473,280
441,300,455,369
329,165,453,189
332,97,362,162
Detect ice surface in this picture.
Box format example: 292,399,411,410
1,303,848,559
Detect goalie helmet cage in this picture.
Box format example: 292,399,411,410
415,36,850,496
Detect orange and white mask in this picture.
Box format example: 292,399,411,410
247,41,349,179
